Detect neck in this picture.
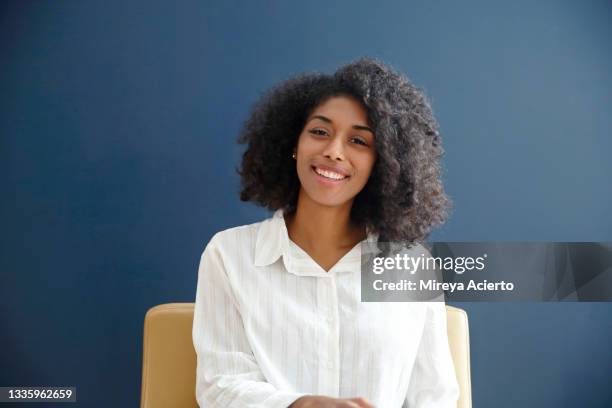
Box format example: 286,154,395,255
285,188,366,250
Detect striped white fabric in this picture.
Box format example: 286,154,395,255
192,209,459,407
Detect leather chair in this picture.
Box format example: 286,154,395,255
140,303,471,408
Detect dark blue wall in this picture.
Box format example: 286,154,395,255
1,1,611,407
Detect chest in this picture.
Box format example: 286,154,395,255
237,268,427,358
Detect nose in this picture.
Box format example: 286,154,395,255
322,135,345,161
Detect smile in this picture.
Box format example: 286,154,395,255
312,166,349,181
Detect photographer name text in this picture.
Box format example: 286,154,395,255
373,279,515,292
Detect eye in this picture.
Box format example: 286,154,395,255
309,128,329,136
350,136,369,146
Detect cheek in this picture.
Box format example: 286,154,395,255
296,131,316,153
296,143,314,167
354,154,377,181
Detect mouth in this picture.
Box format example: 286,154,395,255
311,165,350,183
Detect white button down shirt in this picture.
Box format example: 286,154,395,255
193,210,459,407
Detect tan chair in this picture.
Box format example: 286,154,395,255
140,303,471,408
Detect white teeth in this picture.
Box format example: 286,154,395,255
315,167,347,180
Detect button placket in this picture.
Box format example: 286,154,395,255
315,275,341,396
316,277,331,394
328,274,340,396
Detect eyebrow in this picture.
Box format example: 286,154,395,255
308,114,374,134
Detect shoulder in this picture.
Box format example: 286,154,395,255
406,241,430,253
202,214,272,257
197,214,277,283
385,241,431,258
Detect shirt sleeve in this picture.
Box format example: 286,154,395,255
192,235,307,408
404,302,460,408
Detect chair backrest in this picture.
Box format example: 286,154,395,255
140,303,471,408
445,305,472,408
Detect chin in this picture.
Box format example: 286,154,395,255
297,175,360,209
301,189,354,209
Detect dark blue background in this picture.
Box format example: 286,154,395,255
1,1,611,407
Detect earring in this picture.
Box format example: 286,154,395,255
292,152,296,159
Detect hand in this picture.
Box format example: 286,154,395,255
289,395,376,408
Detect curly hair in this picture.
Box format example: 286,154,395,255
237,57,450,244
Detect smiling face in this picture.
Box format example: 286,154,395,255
294,95,377,210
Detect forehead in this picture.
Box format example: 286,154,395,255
309,95,370,126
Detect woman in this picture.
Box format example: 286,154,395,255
192,58,459,407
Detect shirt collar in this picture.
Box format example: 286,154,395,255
254,209,290,267
254,209,379,274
